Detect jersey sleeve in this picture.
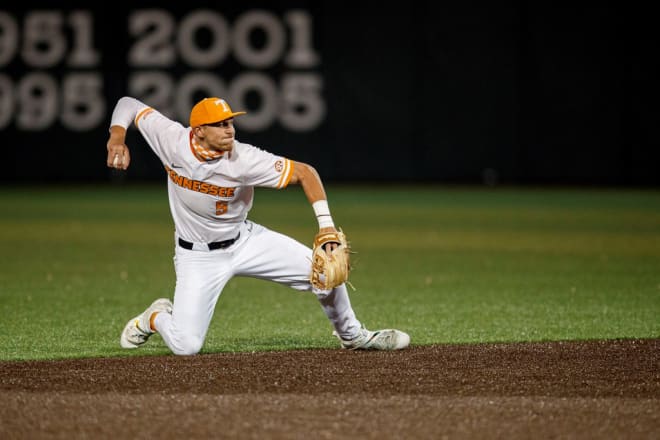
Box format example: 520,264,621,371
134,106,188,165
237,143,294,189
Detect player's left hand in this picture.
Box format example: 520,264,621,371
318,226,339,253
310,228,351,290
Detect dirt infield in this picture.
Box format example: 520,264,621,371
1,339,658,439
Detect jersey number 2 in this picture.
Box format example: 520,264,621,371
215,201,228,215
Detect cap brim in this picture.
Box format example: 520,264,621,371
212,111,246,124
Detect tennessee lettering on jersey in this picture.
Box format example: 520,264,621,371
164,165,236,198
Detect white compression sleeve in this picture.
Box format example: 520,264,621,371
110,96,147,129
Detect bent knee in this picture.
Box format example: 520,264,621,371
170,334,205,356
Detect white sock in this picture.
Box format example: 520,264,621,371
316,284,361,340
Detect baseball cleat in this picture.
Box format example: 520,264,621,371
334,326,410,350
120,298,172,349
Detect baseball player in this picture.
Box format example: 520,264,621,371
106,96,410,355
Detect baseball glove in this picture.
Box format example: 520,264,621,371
310,229,351,290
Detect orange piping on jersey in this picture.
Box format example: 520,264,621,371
275,159,287,188
282,160,294,188
134,108,154,128
277,159,293,189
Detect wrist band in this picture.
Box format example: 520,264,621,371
312,200,335,228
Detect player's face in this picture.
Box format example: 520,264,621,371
202,119,236,151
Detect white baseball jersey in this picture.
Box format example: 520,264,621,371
111,97,293,244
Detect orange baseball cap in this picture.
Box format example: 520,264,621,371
189,97,246,127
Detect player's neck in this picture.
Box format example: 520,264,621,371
191,133,225,161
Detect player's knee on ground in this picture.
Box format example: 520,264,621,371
169,333,205,356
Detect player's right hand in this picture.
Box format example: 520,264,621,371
106,142,131,170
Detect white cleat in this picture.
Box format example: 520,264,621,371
335,326,410,350
120,298,172,349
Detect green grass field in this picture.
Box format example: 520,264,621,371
0,184,658,361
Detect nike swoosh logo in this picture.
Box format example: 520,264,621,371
171,163,183,169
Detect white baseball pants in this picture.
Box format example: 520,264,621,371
153,220,362,355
